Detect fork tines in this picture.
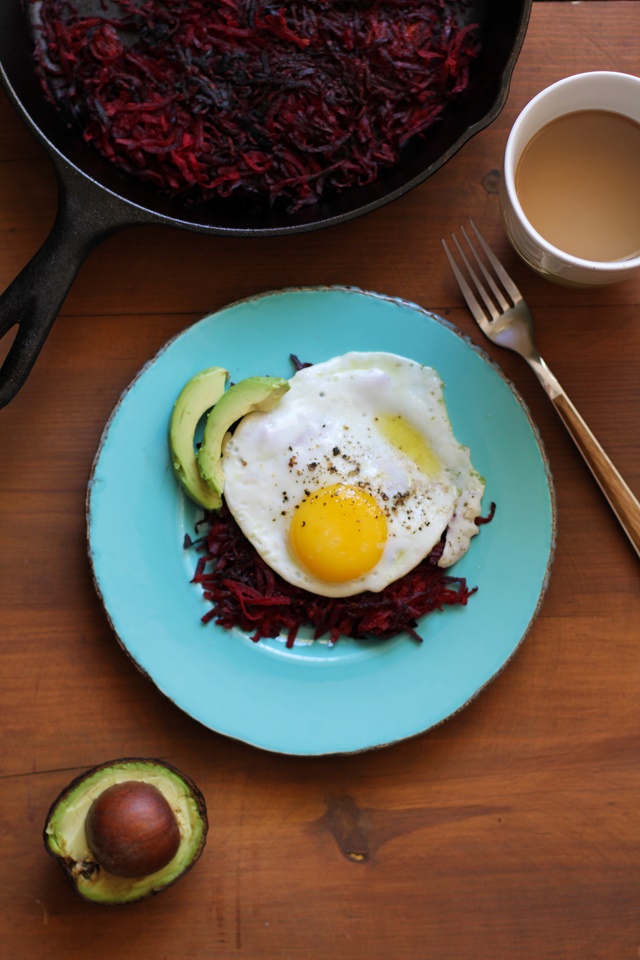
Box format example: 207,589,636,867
442,220,522,325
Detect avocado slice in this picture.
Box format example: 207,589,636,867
169,366,229,509
197,375,290,496
44,758,208,905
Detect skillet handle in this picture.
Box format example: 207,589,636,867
0,162,142,409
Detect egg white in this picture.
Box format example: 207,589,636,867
221,352,485,598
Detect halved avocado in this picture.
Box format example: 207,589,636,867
43,758,208,905
169,366,229,509
197,375,290,496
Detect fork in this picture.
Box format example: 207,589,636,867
442,220,640,559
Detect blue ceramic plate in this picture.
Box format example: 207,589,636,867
87,287,556,755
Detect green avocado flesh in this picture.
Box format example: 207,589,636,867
197,375,290,497
44,759,207,905
169,366,229,509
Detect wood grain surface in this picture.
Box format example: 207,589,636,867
1,3,639,959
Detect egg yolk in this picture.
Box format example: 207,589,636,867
376,413,441,477
289,484,387,583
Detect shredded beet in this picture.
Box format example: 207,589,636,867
475,500,496,526
31,0,480,212
188,504,484,646
290,353,313,371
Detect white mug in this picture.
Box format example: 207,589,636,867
499,71,640,287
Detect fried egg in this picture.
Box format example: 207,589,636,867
221,352,485,598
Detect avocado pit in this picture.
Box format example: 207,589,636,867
86,780,181,878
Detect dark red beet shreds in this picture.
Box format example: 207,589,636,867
188,504,491,646
31,0,480,213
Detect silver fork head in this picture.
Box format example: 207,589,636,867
442,220,537,359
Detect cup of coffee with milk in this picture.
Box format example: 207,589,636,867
500,71,640,286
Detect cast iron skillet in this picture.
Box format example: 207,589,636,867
0,0,532,407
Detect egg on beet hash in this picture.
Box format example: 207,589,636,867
172,352,486,611
221,352,485,598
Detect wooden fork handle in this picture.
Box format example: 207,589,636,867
550,387,640,558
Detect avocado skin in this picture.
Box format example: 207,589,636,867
169,366,228,509
198,375,290,496
44,758,208,906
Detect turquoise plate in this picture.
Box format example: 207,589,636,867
87,287,556,755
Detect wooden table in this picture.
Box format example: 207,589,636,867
1,3,639,958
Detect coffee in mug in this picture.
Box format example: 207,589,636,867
500,72,640,286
